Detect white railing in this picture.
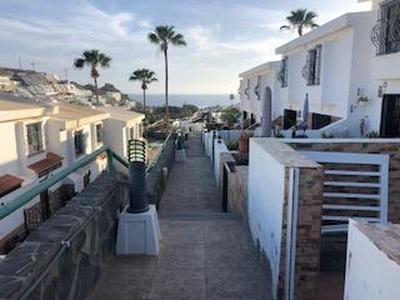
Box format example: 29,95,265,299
301,151,389,234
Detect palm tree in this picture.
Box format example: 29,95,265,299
74,49,111,104
129,69,158,115
280,8,319,36
148,25,186,129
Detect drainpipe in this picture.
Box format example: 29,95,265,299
127,139,148,213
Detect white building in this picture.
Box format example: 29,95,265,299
239,61,281,127
47,103,110,193
100,106,144,160
275,11,375,132
239,0,400,137
0,94,60,250
361,0,400,137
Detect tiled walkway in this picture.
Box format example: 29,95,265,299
88,133,271,300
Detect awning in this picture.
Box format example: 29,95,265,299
0,174,24,197
28,152,63,178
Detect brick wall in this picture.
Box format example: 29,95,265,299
277,167,323,300
227,166,248,218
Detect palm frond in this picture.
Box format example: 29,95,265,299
74,58,85,68
148,32,160,44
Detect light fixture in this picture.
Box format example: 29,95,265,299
378,86,383,98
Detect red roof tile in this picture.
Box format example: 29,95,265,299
28,152,63,177
0,174,24,197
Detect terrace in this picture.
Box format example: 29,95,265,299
0,131,271,300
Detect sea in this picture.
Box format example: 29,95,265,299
129,94,239,108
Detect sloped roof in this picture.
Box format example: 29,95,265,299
100,106,144,126
0,93,58,122
50,103,109,129
28,152,63,177
0,174,23,197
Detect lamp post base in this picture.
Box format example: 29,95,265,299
116,205,161,255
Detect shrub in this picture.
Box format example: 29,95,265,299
227,139,239,151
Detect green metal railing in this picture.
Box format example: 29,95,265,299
0,133,176,221
0,146,129,220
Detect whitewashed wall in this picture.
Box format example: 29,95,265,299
344,220,400,300
0,121,19,175
239,62,281,123
103,119,124,158
213,139,229,187
248,139,286,297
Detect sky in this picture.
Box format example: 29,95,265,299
0,0,371,95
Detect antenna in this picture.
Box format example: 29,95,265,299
62,68,70,82
30,61,45,72
18,56,22,70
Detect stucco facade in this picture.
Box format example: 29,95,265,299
239,61,281,125
240,0,400,137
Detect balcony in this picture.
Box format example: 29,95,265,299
371,0,400,55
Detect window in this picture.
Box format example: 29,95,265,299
302,45,322,86
277,57,288,88
244,79,250,100
95,124,102,144
26,122,43,156
371,0,400,55
74,130,85,156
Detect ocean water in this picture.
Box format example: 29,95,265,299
129,94,239,108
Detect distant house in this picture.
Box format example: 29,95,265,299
100,83,122,102
47,103,110,193
100,106,145,161
0,76,15,92
0,93,60,251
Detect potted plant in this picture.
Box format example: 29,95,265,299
238,130,253,153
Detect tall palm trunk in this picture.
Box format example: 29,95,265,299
164,49,169,130
94,77,99,105
298,26,303,36
142,87,146,115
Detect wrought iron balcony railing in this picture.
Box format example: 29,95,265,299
371,0,400,55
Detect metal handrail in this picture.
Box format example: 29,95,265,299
146,132,173,173
0,133,174,220
0,145,129,220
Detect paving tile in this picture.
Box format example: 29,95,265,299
87,133,271,300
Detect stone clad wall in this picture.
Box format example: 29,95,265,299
277,167,323,300
0,174,128,300
287,140,400,223
227,166,249,217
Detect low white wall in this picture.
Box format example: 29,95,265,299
217,130,241,143
344,220,400,300
213,139,229,186
248,139,286,297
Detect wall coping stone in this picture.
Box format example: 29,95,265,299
285,138,400,144
252,138,322,169
0,174,122,299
